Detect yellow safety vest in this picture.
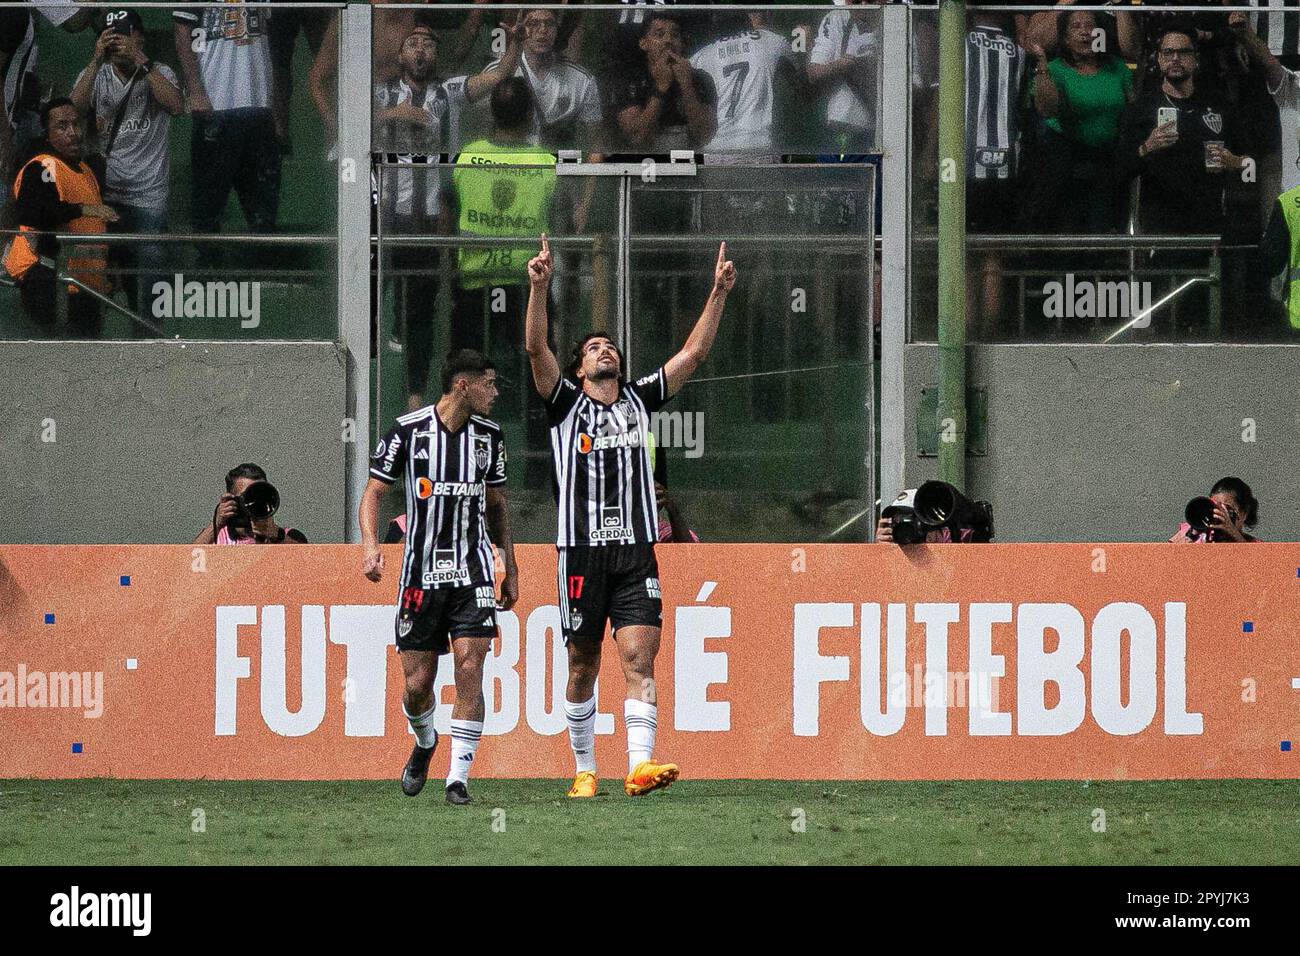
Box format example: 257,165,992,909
1279,181,1300,329
453,139,556,290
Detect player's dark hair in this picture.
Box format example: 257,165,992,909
40,97,75,130
490,76,535,133
1211,476,1258,527
567,332,625,382
225,463,268,492
441,348,495,395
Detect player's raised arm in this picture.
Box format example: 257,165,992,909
525,234,562,399
663,241,736,397
466,13,524,102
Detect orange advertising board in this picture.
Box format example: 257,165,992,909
1,544,1297,779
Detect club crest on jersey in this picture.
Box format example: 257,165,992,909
1202,110,1223,135
398,618,413,638
474,434,492,470
569,610,583,631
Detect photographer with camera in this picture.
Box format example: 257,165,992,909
876,481,994,545
1170,476,1260,543
193,463,307,545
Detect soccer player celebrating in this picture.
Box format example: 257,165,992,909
359,349,518,806
523,234,736,798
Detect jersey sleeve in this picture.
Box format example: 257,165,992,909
629,366,670,413
443,76,469,109
369,422,408,484
691,68,718,108
810,13,842,66
771,31,797,67
1270,67,1300,112
487,432,508,486
578,73,603,124
544,375,582,425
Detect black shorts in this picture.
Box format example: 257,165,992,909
557,544,662,642
395,584,497,653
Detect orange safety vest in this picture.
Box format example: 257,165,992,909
3,153,109,294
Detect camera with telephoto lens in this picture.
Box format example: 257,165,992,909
881,481,994,544
227,480,280,534
1184,495,1237,542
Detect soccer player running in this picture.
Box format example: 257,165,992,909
524,234,736,798
359,349,518,806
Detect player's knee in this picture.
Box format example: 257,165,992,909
404,685,433,714
403,668,435,705
565,646,600,690
453,653,484,688
624,656,655,688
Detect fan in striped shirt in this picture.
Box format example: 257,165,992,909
523,233,736,800
358,349,518,807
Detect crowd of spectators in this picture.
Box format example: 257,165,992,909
947,1,1300,337
5,1,1300,341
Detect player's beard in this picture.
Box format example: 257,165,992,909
589,365,618,382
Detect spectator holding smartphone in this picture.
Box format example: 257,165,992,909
72,9,182,330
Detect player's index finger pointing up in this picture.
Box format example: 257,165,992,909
541,233,550,257
717,241,727,266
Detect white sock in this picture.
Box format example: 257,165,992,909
446,719,483,787
624,699,657,773
403,701,438,750
564,696,597,774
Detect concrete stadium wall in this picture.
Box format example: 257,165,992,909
902,344,1300,543
0,342,347,544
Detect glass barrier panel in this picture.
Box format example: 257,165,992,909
0,3,339,340
909,4,1300,344
628,162,875,543
375,4,883,160
372,157,618,544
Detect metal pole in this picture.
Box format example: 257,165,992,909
879,3,911,525
338,3,372,543
936,0,966,488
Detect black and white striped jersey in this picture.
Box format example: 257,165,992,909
966,22,1024,181
545,368,669,547
370,407,507,590
1253,1,1300,59
372,75,468,222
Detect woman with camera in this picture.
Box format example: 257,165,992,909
1170,476,1259,543
192,463,308,545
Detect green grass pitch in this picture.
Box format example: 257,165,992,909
2,779,1297,865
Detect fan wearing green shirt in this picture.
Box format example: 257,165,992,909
448,76,558,480
1026,10,1135,234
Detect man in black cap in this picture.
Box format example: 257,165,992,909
71,9,183,328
